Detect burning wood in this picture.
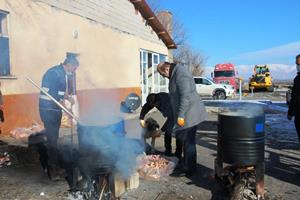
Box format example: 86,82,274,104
10,121,44,140
137,154,178,179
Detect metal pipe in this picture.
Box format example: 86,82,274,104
69,73,79,187
26,76,80,122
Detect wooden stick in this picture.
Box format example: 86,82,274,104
99,179,107,200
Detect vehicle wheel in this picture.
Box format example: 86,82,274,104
214,90,226,100
267,86,274,92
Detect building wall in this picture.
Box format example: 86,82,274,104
37,0,165,46
0,0,169,133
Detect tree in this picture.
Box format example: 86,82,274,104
174,44,205,76
147,0,206,75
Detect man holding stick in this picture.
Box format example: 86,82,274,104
39,53,79,180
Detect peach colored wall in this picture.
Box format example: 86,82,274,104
0,0,169,95
0,0,170,134
2,87,140,134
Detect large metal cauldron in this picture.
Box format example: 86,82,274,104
77,119,125,151
218,111,265,165
77,118,126,175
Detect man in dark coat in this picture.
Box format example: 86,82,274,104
39,53,79,180
288,54,300,142
157,61,207,176
139,92,174,156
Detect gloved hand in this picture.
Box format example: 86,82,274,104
287,114,293,121
177,117,185,127
140,119,146,128
0,109,4,122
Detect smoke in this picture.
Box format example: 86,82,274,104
114,137,144,179
78,124,143,180
235,104,264,116
217,101,265,116
76,92,144,180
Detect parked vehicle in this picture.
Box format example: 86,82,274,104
249,65,274,92
194,77,235,99
212,63,238,91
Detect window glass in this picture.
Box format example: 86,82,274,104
0,11,8,36
0,10,10,76
214,71,235,77
202,78,211,85
194,78,202,84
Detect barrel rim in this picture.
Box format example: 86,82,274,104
218,111,265,118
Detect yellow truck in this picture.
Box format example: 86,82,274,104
249,65,274,92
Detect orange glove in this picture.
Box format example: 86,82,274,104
140,120,146,128
177,117,185,127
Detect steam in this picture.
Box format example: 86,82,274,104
218,101,265,116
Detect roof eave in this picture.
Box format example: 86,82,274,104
130,0,177,49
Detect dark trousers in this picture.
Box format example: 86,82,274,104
161,117,174,153
174,125,198,173
39,109,62,168
295,115,300,142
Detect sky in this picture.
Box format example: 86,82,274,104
153,0,300,79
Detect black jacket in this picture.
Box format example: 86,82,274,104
0,90,3,122
139,92,173,120
288,72,300,116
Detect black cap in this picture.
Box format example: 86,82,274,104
64,52,79,66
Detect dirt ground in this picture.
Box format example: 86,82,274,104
0,91,300,200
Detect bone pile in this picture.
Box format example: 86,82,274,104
137,154,177,179
10,122,44,140
0,152,11,167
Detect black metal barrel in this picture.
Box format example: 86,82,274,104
217,111,265,166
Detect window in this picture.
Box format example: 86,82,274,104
195,78,211,85
0,10,10,76
0,10,8,37
203,78,212,85
194,78,203,84
159,54,166,63
140,49,168,104
214,71,235,77
158,54,167,92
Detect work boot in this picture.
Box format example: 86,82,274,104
174,152,183,161
186,169,197,178
164,150,173,157
47,166,62,181
172,164,188,177
56,167,67,177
